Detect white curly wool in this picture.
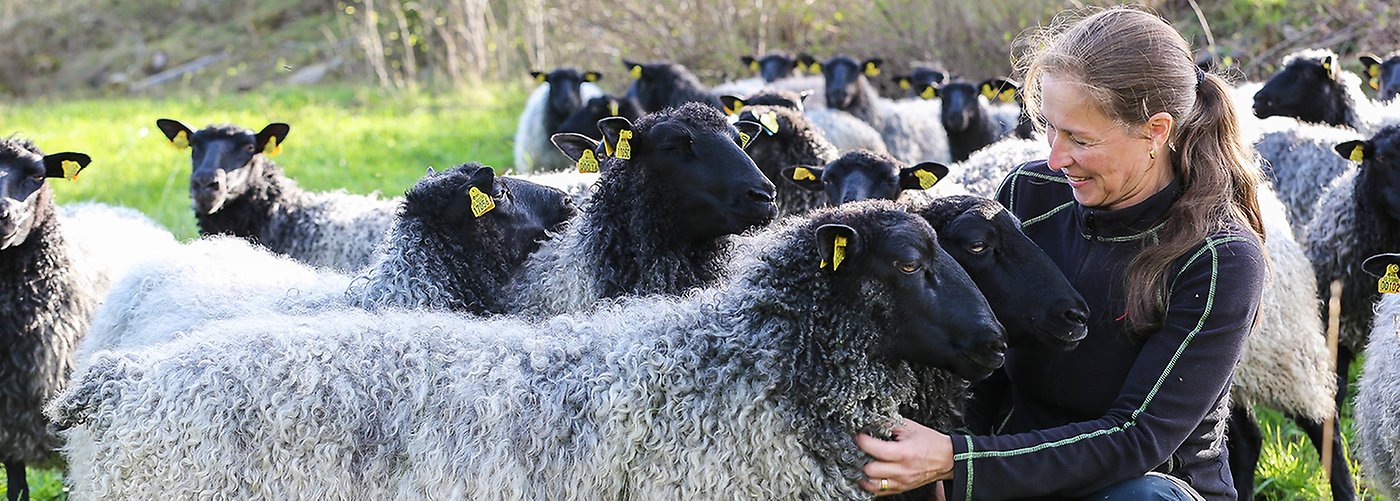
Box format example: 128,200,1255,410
1356,293,1400,499
1252,116,1362,238
947,137,1049,198
806,108,889,155
513,81,604,173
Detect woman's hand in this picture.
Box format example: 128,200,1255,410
856,419,956,496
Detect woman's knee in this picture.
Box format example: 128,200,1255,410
1084,472,1205,501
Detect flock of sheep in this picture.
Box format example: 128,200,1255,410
1,47,1399,500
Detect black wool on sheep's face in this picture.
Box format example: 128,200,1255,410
913,197,1089,351
531,68,600,120
742,52,798,83
811,205,1006,381
1341,126,1400,224
407,164,577,266
936,81,984,133
894,66,949,99
783,150,945,206
156,119,289,215
0,139,90,250
1360,53,1400,102
815,56,879,111
556,95,644,141
1253,56,1347,126
598,110,777,241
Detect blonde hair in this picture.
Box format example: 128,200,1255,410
1017,6,1266,333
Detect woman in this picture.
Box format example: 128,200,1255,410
857,7,1267,500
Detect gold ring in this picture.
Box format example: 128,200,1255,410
880,478,890,492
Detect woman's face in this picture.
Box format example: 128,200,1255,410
1040,74,1174,210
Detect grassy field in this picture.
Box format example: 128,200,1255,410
0,85,1383,500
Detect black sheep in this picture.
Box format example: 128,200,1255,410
555,94,645,142
893,66,949,99
1254,49,1364,129
1360,51,1400,102
928,78,1026,162
783,149,948,206
741,51,801,83
733,104,839,216
622,60,723,112
515,67,605,172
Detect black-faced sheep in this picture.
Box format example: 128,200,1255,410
742,51,801,83
555,94,645,142
0,138,175,500
720,88,814,114
1252,117,1363,235
782,149,953,206
49,200,1008,500
1360,52,1400,102
732,104,840,216
155,119,399,272
511,104,776,317
514,67,606,173
1354,253,1400,500
926,78,1026,162
622,60,724,112
1253,49,1399,135
892,66,949,100
807,55,950,163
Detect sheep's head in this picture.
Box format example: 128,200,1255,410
0,138,90,250
1253,51,1345,125
802,200,1006,381
741,52,798,83
404,163,576,266
721,89,812,115
596,103,778,241
556,95,643,142
1359,53,1400,102
913,196,1089,350
157,119,288,215
734,105,834,184
806,55,882,111
622,60,705,113
530,67,601,119
782,150,947,206
1337,125,1400,224
893,66,949,99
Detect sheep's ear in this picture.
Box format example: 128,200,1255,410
899,162,950,190
551,132,604,173
583,71,602,83
815,224,861,272
757,111,781,135
1335,140,1371,163
426,166,436,176
720,95,747,116
463,166,498,218
734,120,764,149
623,60,644,80
597,116,634,160
894,75,912,90
155,118,195,149
862,58,884,78
255,123,291,157
531,71,546,84
1362,253,1400,294
918,83,939,100
782,166,825,192
979,78,1020,104
1360,55,1383,90
42,152,92,181
796,89,813,111
796,53,817,73
741,55,758,73
1320,54,1339,81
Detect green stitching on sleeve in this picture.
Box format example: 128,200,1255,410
964,435,975,500
1021,201,1075,229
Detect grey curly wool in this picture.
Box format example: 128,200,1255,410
946,137,1049,198
1356,293,1400,499
735,104,839,216
49,201,992,500
1252,117,1362,236
805,108,890,155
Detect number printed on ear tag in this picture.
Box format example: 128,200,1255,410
468,186,495,218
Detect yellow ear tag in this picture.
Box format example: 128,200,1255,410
726,101,744,115
1371,77,1382,91
615,129,633,160
899,79,911,90
739,131,753,148
61,160,82,181
1381,264,1400,294
749,60,760,72
980,84,996,100
535,74,546,84
264,136,283,158
576,149,600,173
864,62,880,77
1350,144,1366,162
914,169,940,189
170,130,190,149
760,112,780,135
468,186,495,218
1323,60,1337,80
629,65,642,79
831,234,848,271
608,101,620,116
999,89,1017,103
792,167,817,181
920,86,936,100
809,63,821,73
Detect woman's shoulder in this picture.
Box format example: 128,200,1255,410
1168,219,1267,288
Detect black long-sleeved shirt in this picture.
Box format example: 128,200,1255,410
946,160,1266,500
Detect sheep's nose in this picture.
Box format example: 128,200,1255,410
191,176,219,191
747,187,775,204
1064,306,1088,326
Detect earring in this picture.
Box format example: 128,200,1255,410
1149,149,1156,160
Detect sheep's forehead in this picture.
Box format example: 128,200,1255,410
193,126,255,144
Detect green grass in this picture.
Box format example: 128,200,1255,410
0,84,528,240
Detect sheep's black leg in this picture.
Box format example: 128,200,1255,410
1335,347,1355,410
1292,414,1356,501
1225,409,1261,501
4,462,28,501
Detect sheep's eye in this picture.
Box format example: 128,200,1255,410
967,241,989,254
244,144,256,153
896,261,921,274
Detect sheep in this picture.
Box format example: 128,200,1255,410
731,103,840,216
892,66,949,100
1252,49,1399,135
75,164,578,369
554,94,644,142
741,51,801,83
154,119,400,272
720,88,814,114
782,150,956,206
1302,124,1400,414
0,138,175,500
513,68,606,173
977,78,1036,140
805,108,892,155
622,60,724,112
1252,117,1364,236
49,200,1008,500
1354,253,1400,500
807,55,950,163
925,78,1026,162
510,104,777,318
1360,52,1400,102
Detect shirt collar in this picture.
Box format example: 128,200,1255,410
1074,176,1182,241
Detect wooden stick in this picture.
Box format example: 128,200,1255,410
1322,279,1343,487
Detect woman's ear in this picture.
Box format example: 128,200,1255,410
1144,111,1175,149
